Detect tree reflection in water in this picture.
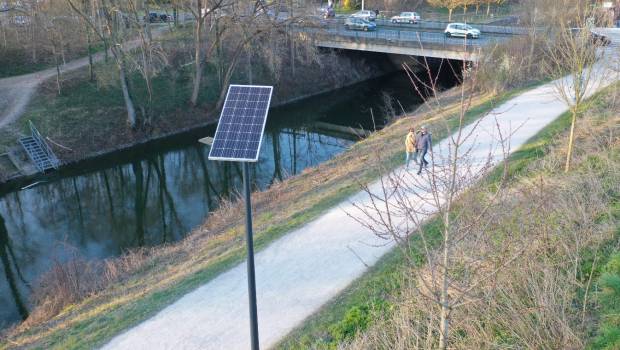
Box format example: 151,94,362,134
0,211,29,322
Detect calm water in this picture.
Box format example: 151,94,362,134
0,68,458,328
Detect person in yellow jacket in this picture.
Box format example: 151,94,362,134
405,127,418,169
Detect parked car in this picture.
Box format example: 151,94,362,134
344,17,376,31
145,12,159,23
144,12,173,23
159,13,173,22
351,10,376,21
444,23,481,39
590,31,611,46
390,11,420,24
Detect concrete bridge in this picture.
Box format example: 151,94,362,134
304,19,525,62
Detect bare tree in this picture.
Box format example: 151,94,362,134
125,0,168,123
174,0,227,106
66,0,137,127
347,55,516,348
544,0,604,172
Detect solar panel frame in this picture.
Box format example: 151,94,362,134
208,84,274,162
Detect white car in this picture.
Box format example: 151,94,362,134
391,12,420,24
351,10,376,21
444,23,481,39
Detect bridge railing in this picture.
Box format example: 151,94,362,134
305,23,510,52
325,17,528,35
370,19,528,35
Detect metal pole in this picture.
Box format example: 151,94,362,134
242,162,260,350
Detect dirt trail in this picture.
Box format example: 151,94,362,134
0,26,169,130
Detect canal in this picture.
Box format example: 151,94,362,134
0,66,459,328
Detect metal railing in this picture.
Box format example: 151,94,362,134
29,121,60,170
323,16,528,35
303,24,509,51
373,19,528,35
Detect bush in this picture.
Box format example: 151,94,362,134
328,305,372,342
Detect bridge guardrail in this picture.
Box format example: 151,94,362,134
304,23,510,52
328,17,528,35
374,19,528,35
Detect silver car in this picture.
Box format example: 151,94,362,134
444,23,481,39
391,12,420,24
351,10,376,21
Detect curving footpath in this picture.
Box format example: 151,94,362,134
101,29,620,350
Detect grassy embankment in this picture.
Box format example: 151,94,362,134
276,83,620,349
0,83,533,349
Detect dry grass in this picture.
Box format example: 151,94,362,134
0,86,505,349
343,84,620,349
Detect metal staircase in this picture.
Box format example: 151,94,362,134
19,121,60,173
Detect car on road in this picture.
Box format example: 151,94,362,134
390,11,420,24
444,23,481,39
344,17,377,31
351,10,376,21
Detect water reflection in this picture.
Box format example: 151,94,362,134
0,70,458,328
0,212,29,321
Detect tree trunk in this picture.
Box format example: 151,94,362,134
31,12,37,63
290,32,296,77
247,46,253,84
0,19,7,48
216,52,242,110
59,30,66,65
119,64,137,128
564,108,577,172
448,8,453,21
54,47,62,95
438,211,451,349
486,2,491,16
190,9,204,106
86,27,95,81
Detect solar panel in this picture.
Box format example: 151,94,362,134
208,85,273,162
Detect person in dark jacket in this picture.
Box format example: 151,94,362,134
416,126,432,175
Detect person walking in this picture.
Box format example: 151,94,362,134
405,127,417,169
416,126,432,175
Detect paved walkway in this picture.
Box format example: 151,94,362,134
101,30,620,350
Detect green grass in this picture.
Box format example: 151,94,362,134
590,248,620,350
275,83,618,349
